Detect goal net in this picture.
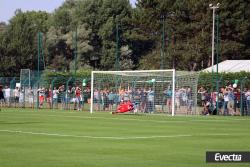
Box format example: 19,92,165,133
90,70,199,116
20,69,31,88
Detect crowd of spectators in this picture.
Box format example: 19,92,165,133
198,84,250,116
1,82,250,115
0,84,90,111
93,86,194,114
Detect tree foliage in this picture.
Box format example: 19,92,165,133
0,0,249,76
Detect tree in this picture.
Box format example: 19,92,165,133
0,10,49,76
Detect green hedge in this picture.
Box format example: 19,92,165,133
198,71,250,91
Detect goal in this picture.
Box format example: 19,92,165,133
20,69,31,88
90,70,198,116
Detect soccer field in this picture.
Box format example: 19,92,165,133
0,109,250,167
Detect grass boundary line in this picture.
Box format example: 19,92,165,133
1,129,247,140
0,129,192,140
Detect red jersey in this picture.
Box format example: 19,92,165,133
76,89,81,97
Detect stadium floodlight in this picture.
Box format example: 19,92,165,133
209,3,220,71
209,3,220,111
90,70,199,116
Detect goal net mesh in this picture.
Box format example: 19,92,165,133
91,70,199,115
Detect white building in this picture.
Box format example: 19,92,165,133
202,60,250,73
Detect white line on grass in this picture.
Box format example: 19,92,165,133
0,129,191,140
1,129,248,140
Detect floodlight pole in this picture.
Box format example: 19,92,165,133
211,8,215,73
209,3,219,110
216,14,220,114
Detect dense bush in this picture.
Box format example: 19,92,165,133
198,71,250,91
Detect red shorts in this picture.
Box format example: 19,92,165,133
39,96,44,103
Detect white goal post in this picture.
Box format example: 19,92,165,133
90,69,198,116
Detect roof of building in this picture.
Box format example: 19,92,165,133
202,60,250,73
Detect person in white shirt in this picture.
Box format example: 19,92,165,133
4,86,11,107
19,87,25,107
28,87,34,108
37,87,45,108
223,87,229,115
52,87,59,109
14,87,20,107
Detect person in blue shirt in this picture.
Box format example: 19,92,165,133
147,88,154,113
163,86,172,113
133,89,141,113
108,90,115,111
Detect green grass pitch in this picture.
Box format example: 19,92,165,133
0,108,250,167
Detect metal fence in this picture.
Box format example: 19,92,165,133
0,76,91,111
0,75,250,116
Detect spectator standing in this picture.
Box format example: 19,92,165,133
147,88,154,113
58,85,65,110
242,88,248,115
223,87,229,115
37,87,45,108
0,85,4,107
52,87,58,109
19,87,25,108
246,88,250,115
80,89,85,111
198,86,207,112
75,87,81,111
217,88,224,115
94,89,100,110
175,88,181,111
233,88,241,115
14,87,20,107
123,89,130,102
46,88,52,109
108,90,115,111
4,86,11,107
140,89,147,113
187,87,193,114
164,86,172,113
227,86,235,115
28,87,34,108
133,89,141,113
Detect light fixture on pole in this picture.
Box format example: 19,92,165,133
209,3,220,72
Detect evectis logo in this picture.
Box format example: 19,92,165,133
214,153,242,162
206,152,250,163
